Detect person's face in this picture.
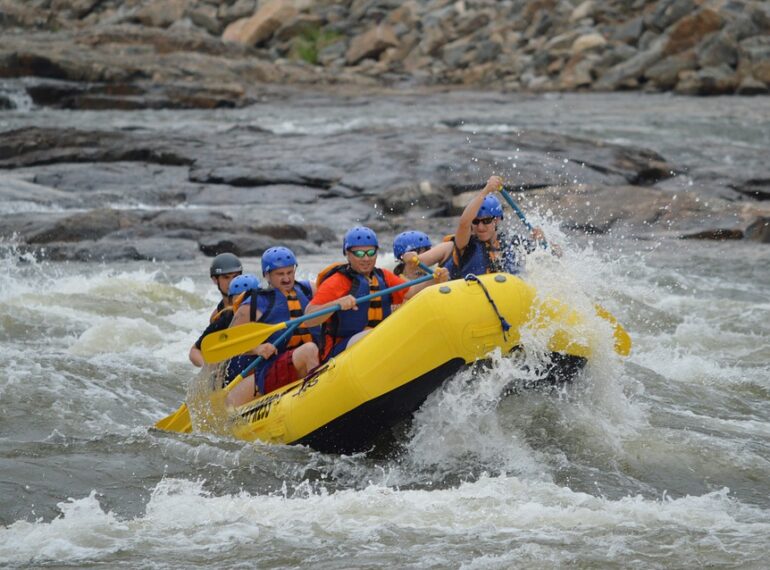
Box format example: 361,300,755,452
267,266,296,293
471,216,498,242
212,272,241,296
346,246,378,275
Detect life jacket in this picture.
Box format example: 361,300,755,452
210,298,228,323
442,233,523,279
248,281,320,348
226,281,319,390
230,291,247,314
316,263,392,356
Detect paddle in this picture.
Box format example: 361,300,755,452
154,400,194,433
154,323,300,433
201,271,439,363
499,188,549,249
218,322,300,397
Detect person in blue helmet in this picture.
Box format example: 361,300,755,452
305,226,448,362
393,230,432,279
404,175,549,278
226,246,321,406
188,273,259,367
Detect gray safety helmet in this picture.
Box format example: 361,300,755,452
209,252,243,277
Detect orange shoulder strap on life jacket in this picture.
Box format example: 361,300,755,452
230,291,247,314
315,262,347,289
285,290,315,349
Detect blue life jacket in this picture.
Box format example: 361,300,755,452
225,281,319,388
443,233,529,279
253,281,320,348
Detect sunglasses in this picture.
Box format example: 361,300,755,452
471,217,496,226
349,248,378,258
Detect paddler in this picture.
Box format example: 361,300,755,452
392,230,432,279
188,273,259,367
305,226,448,361
404,175,552,278
208,252,243,322
226,246,321,406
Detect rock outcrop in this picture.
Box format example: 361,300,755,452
0,0,768,106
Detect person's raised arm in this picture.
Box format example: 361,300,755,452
455,175,504,251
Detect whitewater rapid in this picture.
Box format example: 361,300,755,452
1,228,768,568
1,92,769,568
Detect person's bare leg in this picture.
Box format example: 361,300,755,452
225,374,257,408
292,343,319,377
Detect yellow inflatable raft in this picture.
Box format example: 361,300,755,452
206,273,630,454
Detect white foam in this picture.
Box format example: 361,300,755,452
2,477,767,566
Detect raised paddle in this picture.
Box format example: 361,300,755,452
499,188,549,249
154,323,300,433
201,271,439,363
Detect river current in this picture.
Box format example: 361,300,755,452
1,92,769,568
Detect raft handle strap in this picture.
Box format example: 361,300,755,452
464,274,511,341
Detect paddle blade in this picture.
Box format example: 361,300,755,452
595,305,632,356
154,403,193,433
201,321,286,363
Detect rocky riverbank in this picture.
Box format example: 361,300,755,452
1,0,769,113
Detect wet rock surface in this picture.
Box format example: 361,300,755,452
1,89,768,262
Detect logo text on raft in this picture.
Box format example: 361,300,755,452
241,393,281,423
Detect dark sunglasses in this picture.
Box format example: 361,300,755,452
471,217,496,226
350,248,378,258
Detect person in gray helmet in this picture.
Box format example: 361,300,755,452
208,252,243,322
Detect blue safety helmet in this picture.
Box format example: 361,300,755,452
477,195,504,219
261,246,298,276
343,226,378,254
393,231,432,260
228,273,260,296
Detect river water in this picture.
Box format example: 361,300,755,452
1,92,769,568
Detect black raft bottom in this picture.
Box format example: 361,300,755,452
294,352,586,455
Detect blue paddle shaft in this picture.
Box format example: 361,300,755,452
417,261,435,274
500,188,548,249
271,271,436,333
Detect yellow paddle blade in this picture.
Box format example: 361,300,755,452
594,305,632,356
529,299,632,358
201,321,286,363
154,403,193,433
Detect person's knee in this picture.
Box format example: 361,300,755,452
306,343,319,366
294,343,319,367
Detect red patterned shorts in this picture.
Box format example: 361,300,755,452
261,349,299,394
